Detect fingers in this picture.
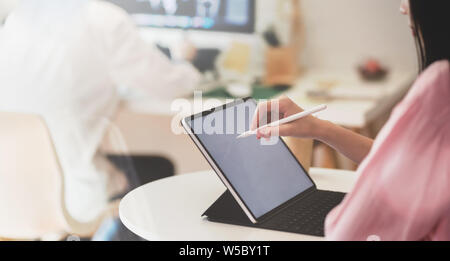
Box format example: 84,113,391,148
256,125,292,139
251,100,273,131
251,97,287,130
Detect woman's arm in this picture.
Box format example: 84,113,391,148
314,120,373,164
252,96,373,164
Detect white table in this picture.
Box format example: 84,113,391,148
119,168,358,241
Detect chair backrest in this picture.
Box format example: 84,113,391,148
0,112,101,239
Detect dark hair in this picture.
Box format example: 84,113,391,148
409,0,450,72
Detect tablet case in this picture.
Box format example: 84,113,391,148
202,190,257,228
202,190,330,237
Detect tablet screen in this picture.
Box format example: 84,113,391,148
185,99,314,219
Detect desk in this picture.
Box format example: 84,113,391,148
120,70,414,128
119,167,358,241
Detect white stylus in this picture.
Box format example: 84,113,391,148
236,104,327,139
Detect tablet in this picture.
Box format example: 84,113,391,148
181,98,315,224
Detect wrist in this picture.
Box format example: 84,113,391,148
311,119,333,141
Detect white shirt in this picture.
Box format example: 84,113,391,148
0,0,201,222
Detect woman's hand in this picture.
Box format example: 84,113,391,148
251,96,324,139
251,96,374,164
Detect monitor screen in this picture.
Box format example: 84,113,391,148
106,0,255,33
185,100,315,219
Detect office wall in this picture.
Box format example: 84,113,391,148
295,0,417,72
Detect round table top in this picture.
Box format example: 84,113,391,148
119,168,357,241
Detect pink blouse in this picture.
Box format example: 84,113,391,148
325,60,450,241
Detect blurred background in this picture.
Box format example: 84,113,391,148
0,0,417,241
95,0,417,173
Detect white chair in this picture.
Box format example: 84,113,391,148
0,112,115,240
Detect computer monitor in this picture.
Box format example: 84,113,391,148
106,0,255,34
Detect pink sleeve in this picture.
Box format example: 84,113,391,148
325,61,450,241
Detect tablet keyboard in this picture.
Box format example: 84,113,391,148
262,190,346,237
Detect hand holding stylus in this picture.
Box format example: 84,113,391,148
242,96,327,140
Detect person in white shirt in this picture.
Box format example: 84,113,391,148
0,0,201,223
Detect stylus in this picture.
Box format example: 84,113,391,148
237,104,327,139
